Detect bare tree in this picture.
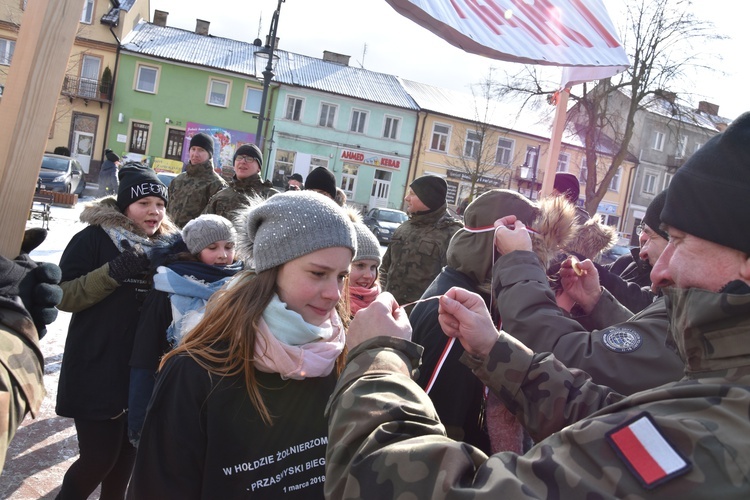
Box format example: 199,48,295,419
492,0,721,215
446,70,521,206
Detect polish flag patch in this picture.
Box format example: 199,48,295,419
606,412,691,489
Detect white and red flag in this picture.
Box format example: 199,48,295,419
385,0,630,85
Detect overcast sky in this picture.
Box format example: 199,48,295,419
149,0,748,120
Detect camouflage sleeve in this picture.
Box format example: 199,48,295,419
325,334,689,499
58,264,118,313
461,338,625,442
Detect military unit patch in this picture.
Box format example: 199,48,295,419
602,327,643,353
606,412,691,489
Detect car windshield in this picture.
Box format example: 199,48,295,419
379,211,407,223
41,157,69,172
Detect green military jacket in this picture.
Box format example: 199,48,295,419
380,205,462,307
167,160,227,228
203,173,278,221
326,286,750,498
0,308,44,473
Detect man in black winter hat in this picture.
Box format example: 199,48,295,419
380,175,463,310
304,166,337,199
203,143,278,219
167,132,226,227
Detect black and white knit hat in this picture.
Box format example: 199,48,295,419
182,214,237,254
116,163,168,211
237,191,356,272
353,222,381,265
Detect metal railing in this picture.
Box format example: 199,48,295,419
61,74,111,102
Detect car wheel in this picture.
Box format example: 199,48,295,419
74,179,86,196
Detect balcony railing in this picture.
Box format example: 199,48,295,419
666,155,684,170
61,74,111,103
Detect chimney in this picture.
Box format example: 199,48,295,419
195,19,210,35
698,101,719,116
153,10,168,27
323,51,350,66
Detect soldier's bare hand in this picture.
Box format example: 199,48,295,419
438,287,499,356
347,292,411,349
494,216,533,255
560,256,602,313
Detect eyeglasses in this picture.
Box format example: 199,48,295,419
235,155,257,163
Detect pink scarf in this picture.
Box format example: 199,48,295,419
349,282,382,315
253,310,345,380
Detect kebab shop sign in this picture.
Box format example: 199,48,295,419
340,149,401,170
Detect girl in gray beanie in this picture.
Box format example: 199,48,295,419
129,191,357,499
346,208,383,315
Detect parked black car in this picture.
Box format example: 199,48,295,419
599,244,633,266
362,207,408,244
37,154,86,195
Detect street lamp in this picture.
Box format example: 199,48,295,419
253,0,284,177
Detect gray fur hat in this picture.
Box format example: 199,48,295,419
182,214,237,254
353,223,381,265
237,191,356,272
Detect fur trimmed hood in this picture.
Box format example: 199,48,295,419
447,189,578,285
563,214,618,261
80,196,179,239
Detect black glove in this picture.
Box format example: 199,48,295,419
1,228,63,339
108,241,150,284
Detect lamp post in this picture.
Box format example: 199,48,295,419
254,0,284,178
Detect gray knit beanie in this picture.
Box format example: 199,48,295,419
353,223,381,265
237,191,356,272
182,214,237,254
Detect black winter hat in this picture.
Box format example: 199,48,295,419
554,173,580,204
189,132,214,158
643,189,669,241
410,175,447,211
234,144,263,168
117,163,169,211
661,111,750,254
304,167,337,199
105,150,120,163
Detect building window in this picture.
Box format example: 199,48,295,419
609,167,622,192
0,38,15,66
81,0,94,24
350,109,367,133
676,134,688,158
319,103,337,128
663,172,673,190
243,87,262,113
285,96,303,121
495,138,513,165
311,156,329,170
341,164,358,198
431,123,450,152
130,122,150,155
643,172,657,194
383,116,400,140
557,152,570,172
464,130,481,158
207,78,230,107
135,64,159,93
580,158,588,185
165,128,185,161
652,130,665,151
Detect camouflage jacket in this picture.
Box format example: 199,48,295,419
493,250,683,395
380,205,462,306
203,174,278,220
167,160,227,228
325,286,750,499
0,308,45,473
